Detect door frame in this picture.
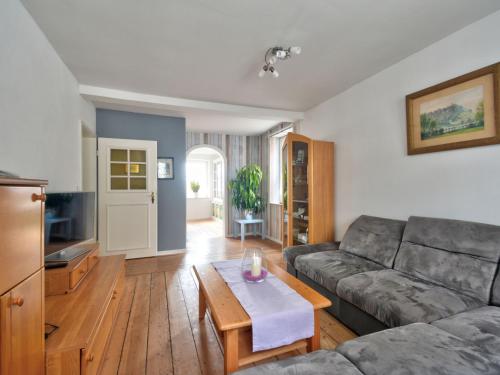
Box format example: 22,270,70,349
186,145,228,237
97,137,158,259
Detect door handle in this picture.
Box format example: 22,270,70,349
151,192,155,204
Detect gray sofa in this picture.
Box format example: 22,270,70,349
235,215,500,375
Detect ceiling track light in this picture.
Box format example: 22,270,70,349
258,46,301,78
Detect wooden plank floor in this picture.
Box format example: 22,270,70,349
100,220,357,375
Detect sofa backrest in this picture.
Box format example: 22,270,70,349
490,267,500,306
394,216,500,304
339,215,407,268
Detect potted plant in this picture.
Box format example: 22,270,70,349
228,164,265,220
190,181,200,197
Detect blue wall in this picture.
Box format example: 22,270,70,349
97,109,186,251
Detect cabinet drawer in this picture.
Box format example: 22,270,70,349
0,186,44,295
87,249,99,272
81,299,114,375
69,259,88,289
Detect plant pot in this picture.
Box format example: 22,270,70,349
244,211,254,220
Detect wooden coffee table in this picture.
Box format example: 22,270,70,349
193,261,331,374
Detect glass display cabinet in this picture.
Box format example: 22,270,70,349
281,133,335,247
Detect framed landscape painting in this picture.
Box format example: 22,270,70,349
406,62,500,155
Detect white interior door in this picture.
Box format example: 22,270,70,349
98,137,158,259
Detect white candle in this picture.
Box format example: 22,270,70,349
251,254,262,277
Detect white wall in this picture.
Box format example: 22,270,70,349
0,0,96,192
187,198,213,220
303,10,500,239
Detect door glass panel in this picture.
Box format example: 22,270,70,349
130,150,146,162
111,177,128,190
110,148,148,191
110,163,128,176
130,178,147,190
111,149,128,162
129,163,146,176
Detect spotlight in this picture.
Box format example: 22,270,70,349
270,66,279,78
258,65,268,78
258,45,301,78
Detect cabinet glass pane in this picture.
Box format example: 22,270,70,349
282,143,288,246
130,150,146,162
130,178,146,190
292,141,309,245
129,163,146,176
111,149,128,162
110,163,128,176
111,177,128,190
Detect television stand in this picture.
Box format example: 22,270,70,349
45,242,100,296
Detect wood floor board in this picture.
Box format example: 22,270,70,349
319,310,357,343
118,274,151,375
165,271,203,375
178,270,224,375
146,272,173,375
100,220,357,375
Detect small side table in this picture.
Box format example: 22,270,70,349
235,219,265,242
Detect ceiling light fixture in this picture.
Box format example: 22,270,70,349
258,46,301,78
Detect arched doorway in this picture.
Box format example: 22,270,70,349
186,145,227,243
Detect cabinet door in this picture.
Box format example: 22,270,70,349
0,186,44,295
0,270,44,375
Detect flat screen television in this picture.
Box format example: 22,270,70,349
44,192,95,264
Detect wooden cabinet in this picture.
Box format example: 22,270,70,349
0,185,44,296
0,178,47,375
0,270,45,375
46,255,125,375
281,134,335,247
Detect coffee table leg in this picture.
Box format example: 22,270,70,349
307,310,320,352
224,329,239,375
199,288,207,320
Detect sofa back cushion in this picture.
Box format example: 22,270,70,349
394,216,500,303
491,268,500,306
339,215,407,268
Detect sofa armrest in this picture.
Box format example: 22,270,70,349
284,241,341,267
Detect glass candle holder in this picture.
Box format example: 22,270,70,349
241,248,267,283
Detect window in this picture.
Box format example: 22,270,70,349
269,127,293,204
213,159,223,200
186,159,209,198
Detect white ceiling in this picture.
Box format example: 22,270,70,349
21,0,500,124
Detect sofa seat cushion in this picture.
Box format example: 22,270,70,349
336,269,484,327
337,323,500,375
432,306,500,356
283,242,340,267
339,215,406,268
295,250,384,293
233,350,363,375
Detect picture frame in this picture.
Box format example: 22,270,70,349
157,157,174,180
406,62,500,155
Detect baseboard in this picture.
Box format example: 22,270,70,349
156,249,186,256
266,235,282,245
